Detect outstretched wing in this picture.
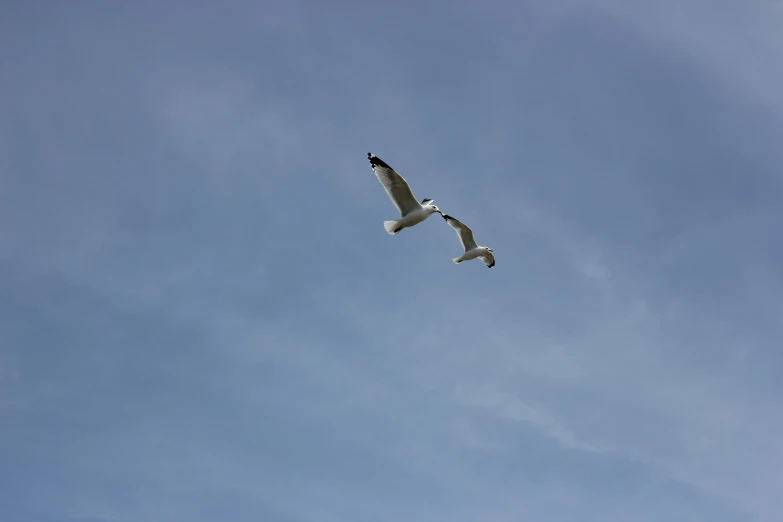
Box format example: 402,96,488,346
480,252,495,268
442,215,478,252
367,153,420,217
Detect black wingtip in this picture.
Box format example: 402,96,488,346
367,152,391,170
441,214,451,220
421,197,433,204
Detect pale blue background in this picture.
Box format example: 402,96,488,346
2,1,782,521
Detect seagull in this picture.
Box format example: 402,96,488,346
367,152,442,234
441,214,495,268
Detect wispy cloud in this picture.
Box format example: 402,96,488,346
454,385,608,453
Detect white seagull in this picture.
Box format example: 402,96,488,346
367,152,442,234
441,214,495,268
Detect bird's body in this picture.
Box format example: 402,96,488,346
367,152,442,234
453,246,492,264
384,205,437,234
442,214,495,268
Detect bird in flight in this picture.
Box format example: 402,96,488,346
441,214,495,268
367,152,442,234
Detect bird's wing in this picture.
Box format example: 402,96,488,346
442,215,478,252
480,252,495,268
367,153,421,217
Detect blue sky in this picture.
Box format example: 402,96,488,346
1,1,782,521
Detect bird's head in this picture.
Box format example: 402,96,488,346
421,198,441,214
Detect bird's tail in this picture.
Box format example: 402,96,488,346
384,221,402,235
453,257,463,264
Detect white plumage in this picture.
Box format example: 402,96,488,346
367,152,442,235
442,214,495,268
